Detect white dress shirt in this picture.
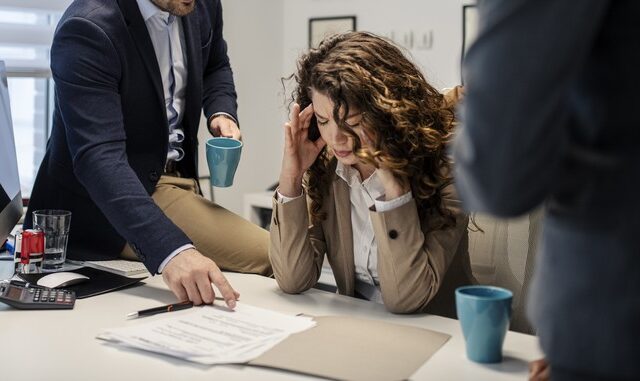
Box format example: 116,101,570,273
136,0,187,164
136,0,194,272
135,1,238,272
278,161,412,303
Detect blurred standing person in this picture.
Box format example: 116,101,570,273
454,1,640,380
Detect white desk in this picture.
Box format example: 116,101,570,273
0,271,541,381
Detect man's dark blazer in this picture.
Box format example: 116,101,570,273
454,0,640,378
24,0,238,273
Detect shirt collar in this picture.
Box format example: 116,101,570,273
335,161,378,188
335,161,355,185
336,161,385,203
136,0,167,22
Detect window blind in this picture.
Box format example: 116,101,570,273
0,0,71,12
0,0,72,77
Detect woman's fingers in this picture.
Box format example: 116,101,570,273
289,103,301,135
283,122,294,148
287,103,318,151
289,103,300,123
287,103,300,138
298,104,315,142
288,103,316,144
298,104,314,129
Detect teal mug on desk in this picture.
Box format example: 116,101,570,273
455,285,513,363
206,137,242,187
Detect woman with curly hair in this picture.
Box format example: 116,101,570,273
269,31,475,316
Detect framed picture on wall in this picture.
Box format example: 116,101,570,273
308,16,357,48
462,5,479,57
461,4,478,83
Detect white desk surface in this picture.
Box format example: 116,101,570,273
0,271,541,381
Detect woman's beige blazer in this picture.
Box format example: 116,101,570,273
269,173,476,317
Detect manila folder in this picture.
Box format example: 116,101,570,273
249,315,450,381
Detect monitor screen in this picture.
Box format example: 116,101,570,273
0,61,23,248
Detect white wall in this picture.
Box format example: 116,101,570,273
199,0,285,215
282,0,469,89
208,0,472,217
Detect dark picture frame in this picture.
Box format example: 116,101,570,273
461,4,478,83
308,16,357,48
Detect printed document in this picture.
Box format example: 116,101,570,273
98,302,316,365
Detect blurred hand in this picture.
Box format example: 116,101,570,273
162,248,240,308
209,115,241,140
529,358,550,381
278,103,326,197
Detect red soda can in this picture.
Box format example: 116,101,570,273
20,229,45,273
13,232,22,273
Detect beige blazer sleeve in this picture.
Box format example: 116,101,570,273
370,184,469,313
269,192,326,294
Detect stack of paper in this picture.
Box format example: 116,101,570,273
66,259,149,277
97,303,316,365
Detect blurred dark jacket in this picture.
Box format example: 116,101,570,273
454,0,640,379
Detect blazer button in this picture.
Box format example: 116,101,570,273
149,171,159,182
388,229,398,239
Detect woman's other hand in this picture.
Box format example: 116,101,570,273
355,128,409,200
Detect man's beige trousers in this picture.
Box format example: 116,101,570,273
121,174,271,276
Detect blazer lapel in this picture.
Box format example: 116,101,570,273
332,177,355,295
179,10,202,137
119,0,165,120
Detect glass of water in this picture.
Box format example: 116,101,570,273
32,210,72,271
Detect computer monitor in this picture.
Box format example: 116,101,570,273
0,61,23,251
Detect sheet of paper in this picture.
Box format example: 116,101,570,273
98,302,316,365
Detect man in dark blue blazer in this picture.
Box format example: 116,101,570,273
24,0,271,307
454,1,640,380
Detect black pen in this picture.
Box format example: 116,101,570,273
126,301,194,319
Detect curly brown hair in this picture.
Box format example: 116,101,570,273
289,31,456,225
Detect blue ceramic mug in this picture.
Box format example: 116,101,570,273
455,285,513,363
206,137,242,187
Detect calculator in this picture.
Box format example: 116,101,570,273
0,282,76,310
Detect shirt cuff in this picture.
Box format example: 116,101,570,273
374,191,413,212
208,112,238,132
276,187,304,204
157,244,195,274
